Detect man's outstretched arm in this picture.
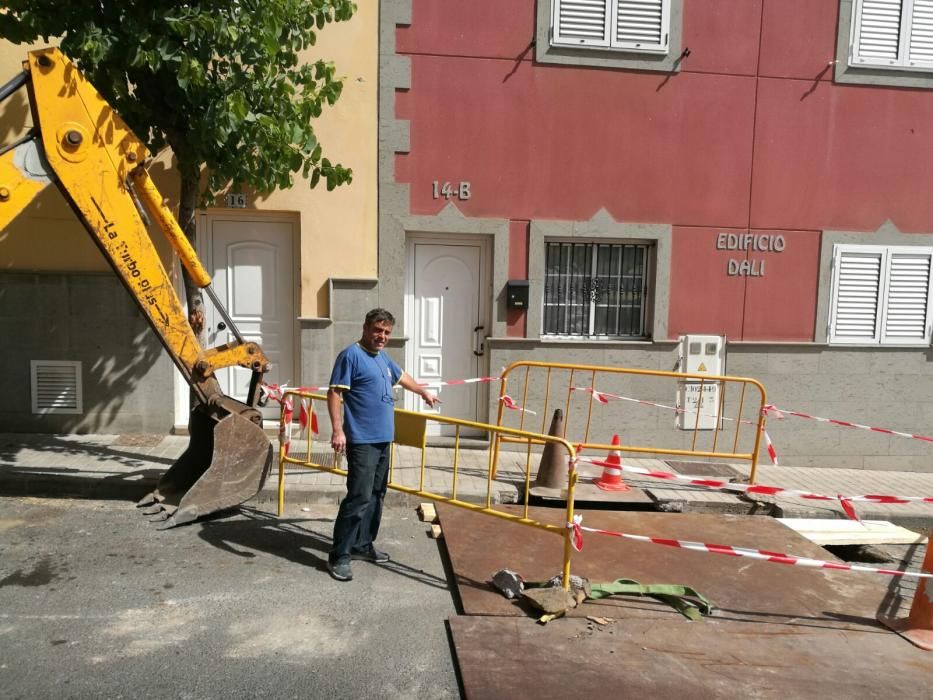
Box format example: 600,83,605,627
398,373,441,408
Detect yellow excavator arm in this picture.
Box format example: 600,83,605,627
0,48,274,528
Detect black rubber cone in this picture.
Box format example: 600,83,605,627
531,409,567,493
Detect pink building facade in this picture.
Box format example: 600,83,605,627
374,1,933,470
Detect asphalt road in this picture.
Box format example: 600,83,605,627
0,497,461,699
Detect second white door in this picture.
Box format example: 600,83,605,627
205,215,296,421
408,240,488,434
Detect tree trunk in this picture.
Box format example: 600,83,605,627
177,168,207,411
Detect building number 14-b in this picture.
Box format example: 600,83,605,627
432,181,471,200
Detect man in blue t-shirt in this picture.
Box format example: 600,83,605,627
326,308,439,581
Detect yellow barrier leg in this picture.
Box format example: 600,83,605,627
277,437,287,517
562,465,578,591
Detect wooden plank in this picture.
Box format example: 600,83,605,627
417,502,438,523
778,518,927,545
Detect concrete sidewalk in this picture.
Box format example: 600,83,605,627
2,431,933,532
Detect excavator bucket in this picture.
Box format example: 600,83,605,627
138,409,273,529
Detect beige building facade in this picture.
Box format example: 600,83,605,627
0,6,378,433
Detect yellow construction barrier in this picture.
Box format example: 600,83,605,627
492,361,768,483
277,390,579,589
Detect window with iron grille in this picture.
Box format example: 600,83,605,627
544,241,651,338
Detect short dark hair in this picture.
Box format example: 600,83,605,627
364,308,395,326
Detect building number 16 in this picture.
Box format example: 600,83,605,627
432,181,471,200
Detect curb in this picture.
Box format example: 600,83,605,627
0,472,520,511
0,471,156,502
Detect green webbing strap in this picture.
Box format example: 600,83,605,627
587,579,715,621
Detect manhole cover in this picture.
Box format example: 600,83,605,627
664,461,741,479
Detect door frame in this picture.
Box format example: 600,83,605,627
172,209,300,430
403,233,492,421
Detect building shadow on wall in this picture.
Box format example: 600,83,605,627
1,149,182,437
77,324,168,433
10,294,172,435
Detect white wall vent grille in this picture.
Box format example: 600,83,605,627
31,360,83,415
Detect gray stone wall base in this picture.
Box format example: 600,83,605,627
487,342,933,473
298,278,380,436
0,272,174,433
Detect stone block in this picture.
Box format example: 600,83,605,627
863,456,933,473
68,274,135,319
330,280,379,324
766,349,822,374
726,349,770,377
867,349,928,374
818,349,873,374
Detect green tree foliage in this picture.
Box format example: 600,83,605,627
0,0,355,198
0,1,355,336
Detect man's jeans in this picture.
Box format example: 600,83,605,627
331,442,391,561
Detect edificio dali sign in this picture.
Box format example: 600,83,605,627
716,232,786,277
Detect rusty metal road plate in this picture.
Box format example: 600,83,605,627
449,615,933,699
438,504,904,630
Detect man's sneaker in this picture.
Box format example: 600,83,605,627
327,557,353,581
350,544,390,564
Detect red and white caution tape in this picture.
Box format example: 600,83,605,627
500,394,536,415
269,378,933,489
419,376,501,389
573,386,685,415
263,376,501,400
580,456,933,509
263,385,319,455
763,405,933,444
279,396,294,456
762,429,779,466
587,388,612,404
567,515,932,578
269,379,933,454
571,387,780,465
263,382,329,400
838,495,861,523
572,386,755,427
571,388,933,453
298,398,319,436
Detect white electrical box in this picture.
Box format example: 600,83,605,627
676,335,726,430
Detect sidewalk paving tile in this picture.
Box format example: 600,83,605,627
2,433,932,530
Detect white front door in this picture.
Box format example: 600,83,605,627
205,215,296,421
408,239,488,435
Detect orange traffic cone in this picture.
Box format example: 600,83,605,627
881,531,933,650
593,435,630,492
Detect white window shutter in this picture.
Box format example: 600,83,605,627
552,0,611,48
612,0,669,52
830,248,883,343
852,0,905,65
908,0,933,66
881,251,933,343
